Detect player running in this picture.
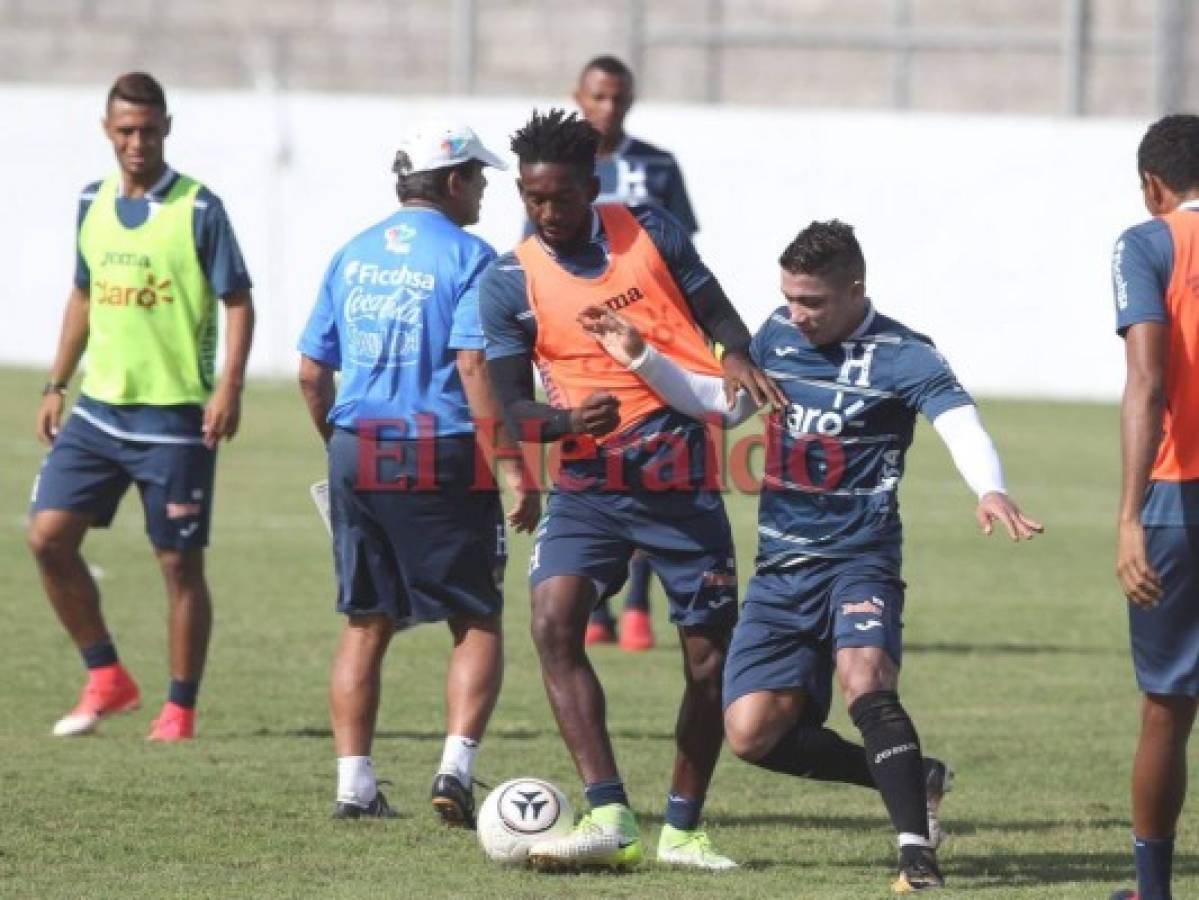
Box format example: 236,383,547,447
1109,114,1199,900
298,122,537,823
28,72,254,742
572,53,701,653
580,219,1042,893
480,108,781,871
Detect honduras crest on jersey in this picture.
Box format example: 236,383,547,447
750,304,971,569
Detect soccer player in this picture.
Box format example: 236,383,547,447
579,220,1042,893
27,72,254,742
298,122,538,823
574,53,701,651
1109,114,1199,900
480,108,782,870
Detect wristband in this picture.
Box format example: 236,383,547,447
42,381,68,396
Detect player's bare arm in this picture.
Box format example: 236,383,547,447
36,285,91,444
457,348,541,533
202,288,254,449
298,353,336,444
1118,321,1168,606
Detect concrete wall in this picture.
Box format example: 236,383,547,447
4,84,1146,399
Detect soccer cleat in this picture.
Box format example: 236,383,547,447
527,803,643,870
146,701,195,742
332,788,398,820
584,620,616,646
656,824,737,870
618,608,655,652
892,844,944,893
924,757,954,848
1108,891,1137,900
431,772,476,829
52,665,141,737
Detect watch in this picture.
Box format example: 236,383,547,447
42,381,68,396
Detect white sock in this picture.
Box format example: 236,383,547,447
898,832,934,849
336,755,377,805
437,735,479,783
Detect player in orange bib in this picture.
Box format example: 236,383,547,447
480,109,782,869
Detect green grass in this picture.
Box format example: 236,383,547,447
0,367,1190,898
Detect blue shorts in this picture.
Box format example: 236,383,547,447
723,555,905,724
1131,526,1199,696
328,429,505,629
528,486,737,630
30,412,215,551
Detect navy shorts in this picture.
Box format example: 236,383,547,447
723,555,905,724
528,486,737,630
328,429,505,629
1131,526,1199,696
30,412,215,551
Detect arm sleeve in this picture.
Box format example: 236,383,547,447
487,353,574,443
449,242,497,351
629,343,758,426
663,157,699,236
74,183,99,289
195,191,253,298
931,404,1008,498
1113,221,1171,336
297,254,342,369
684,279,754,354
894,339,973,421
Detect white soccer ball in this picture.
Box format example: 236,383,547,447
477,777,574,864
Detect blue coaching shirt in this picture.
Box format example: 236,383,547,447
1112,202,1199,525
299,206,496,438
73,165,252,443
750,304,972,569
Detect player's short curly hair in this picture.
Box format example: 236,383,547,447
779,220,865,286
510,108,599,178
1138,114,1199,194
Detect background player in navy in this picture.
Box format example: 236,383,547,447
28,72,254,743
480,109,782,870
581,220,1041,893
1109,115,1199,900
298,122,537,824
574,54,701,651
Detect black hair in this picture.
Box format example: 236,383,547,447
510,108,599,178
107,72,167,113
779,220,865,286
580,54,635,89
1138,114,1199,194
391,152,481,204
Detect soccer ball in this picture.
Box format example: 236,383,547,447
477,777,574,864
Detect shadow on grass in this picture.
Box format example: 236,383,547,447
251,726,681,741
906,641,1117,657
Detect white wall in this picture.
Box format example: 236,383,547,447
3,84,1147,399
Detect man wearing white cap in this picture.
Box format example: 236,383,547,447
298,122,538,824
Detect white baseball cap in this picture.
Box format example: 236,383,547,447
394,121,508,175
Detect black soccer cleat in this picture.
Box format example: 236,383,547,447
332,789,398,820
892,844,945,893
430,772,476,829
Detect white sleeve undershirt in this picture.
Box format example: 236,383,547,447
930,404,1008,499
627,343,759,426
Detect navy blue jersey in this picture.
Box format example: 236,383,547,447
750,305,972,568
481,204,712,361
595,136,698,235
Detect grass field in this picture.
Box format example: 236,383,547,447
0,366,1193,899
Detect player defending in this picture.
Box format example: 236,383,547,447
28,72,254,742
575,54,700,652
581,220,1042,892
480,109,781,870
298,123,537,822
1109,114,1199,900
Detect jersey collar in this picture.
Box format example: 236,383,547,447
849,301,877,338
117,165,177,200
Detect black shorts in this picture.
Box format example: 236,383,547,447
328,429,505,629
